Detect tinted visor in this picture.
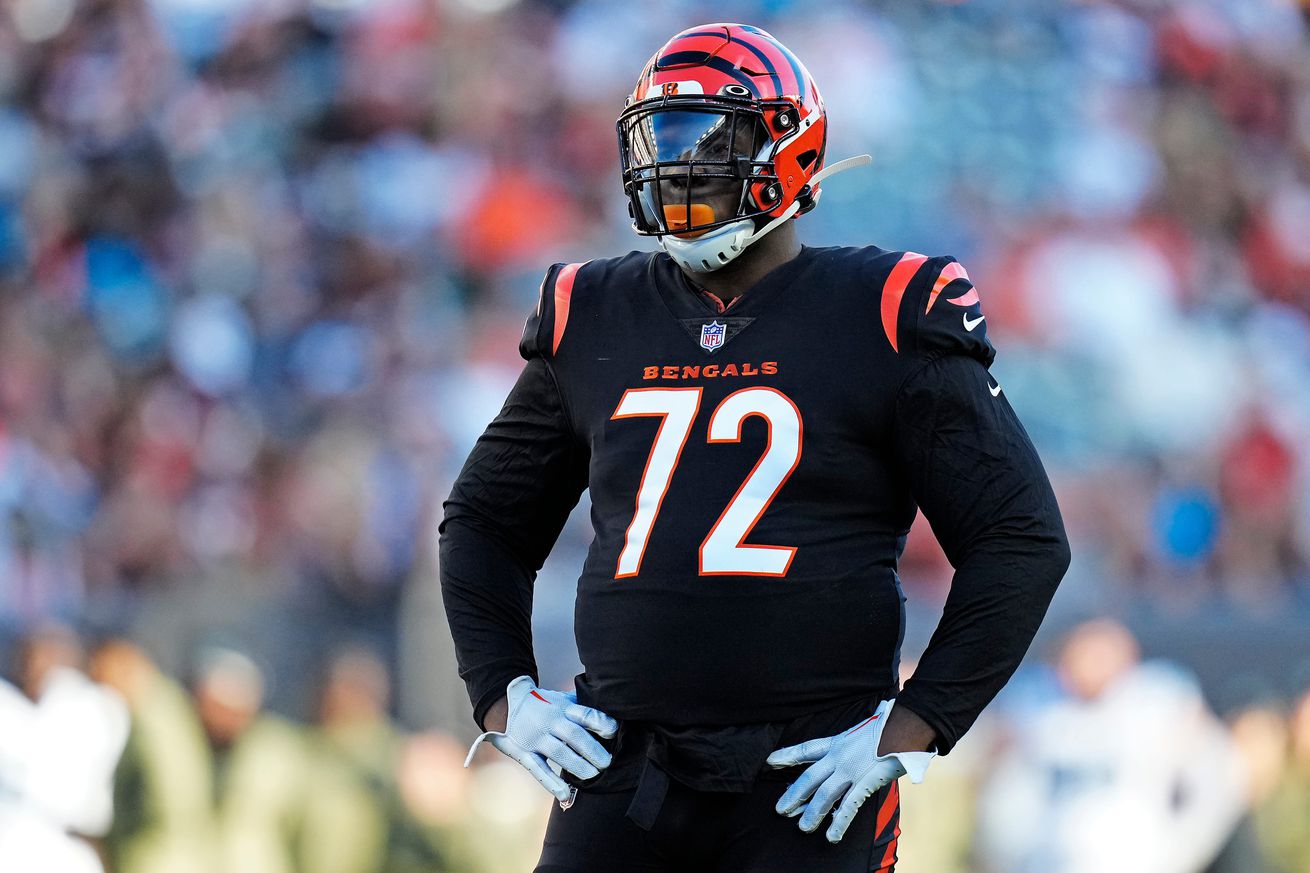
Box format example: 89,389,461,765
620,106,771,236
629,109,764,164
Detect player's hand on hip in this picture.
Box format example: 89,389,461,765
464,676,619,804
766,698,935,844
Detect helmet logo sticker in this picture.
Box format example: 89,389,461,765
700,321,726,353
643,80,704,99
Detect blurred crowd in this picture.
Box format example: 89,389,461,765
896,618,1310,873
3,618,1308,873
0,624,553,873
2,0,1310,868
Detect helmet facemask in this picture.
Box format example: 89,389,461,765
619,24,861,273
618,97,781,241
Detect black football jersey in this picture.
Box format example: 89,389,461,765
441,245,1069,754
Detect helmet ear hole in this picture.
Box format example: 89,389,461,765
797,150,818,171
772,108,798,133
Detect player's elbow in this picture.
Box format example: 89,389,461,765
1036,522,1071,595
987,515,1071,596
439,494,506,547
1021,489,1072,592
1052,531,1071,582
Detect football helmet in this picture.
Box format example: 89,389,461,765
618,23,868,272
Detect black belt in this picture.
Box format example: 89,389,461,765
582,691,888,831
626,756,673,831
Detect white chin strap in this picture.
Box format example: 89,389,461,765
659,154,873,274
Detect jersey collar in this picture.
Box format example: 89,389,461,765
651,246,817,321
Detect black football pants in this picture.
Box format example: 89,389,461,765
535,775,901,873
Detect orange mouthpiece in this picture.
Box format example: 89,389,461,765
663,203,718,238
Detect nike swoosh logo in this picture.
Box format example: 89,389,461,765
963,313,985,332
989,382,1002,397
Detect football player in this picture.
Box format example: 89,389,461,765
441,23,1070,873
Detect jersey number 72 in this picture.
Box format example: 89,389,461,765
610,386,802,579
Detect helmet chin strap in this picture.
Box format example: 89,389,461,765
747,154,873,245
660,154,873,274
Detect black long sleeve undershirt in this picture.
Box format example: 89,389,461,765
892,353,1071,754
438,357,587,729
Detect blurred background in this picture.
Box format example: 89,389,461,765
1,0,1309,870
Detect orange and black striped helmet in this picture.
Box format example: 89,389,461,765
618,24,828,239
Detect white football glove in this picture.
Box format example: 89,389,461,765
464,676,618,806
766,698,935,843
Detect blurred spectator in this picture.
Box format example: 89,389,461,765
101,642,310,873
300,644,469,873
1216,418,1305,606
94,637,213,873
1252,689,1310,873
1220,703,1291,873
190,646,310,873
974,619,1245,873
0,624,128,873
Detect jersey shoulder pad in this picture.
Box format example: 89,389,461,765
519,251,657,361
520,261,585,361
879,252,994,366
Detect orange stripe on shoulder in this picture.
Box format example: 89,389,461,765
552,262,584,355
925,261,969,314
947,286,979,307
880,253,927,353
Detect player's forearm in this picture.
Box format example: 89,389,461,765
438,358,590,729
876,701,937,754
481,696,509,733
439,516,540,728
897,529,1069,753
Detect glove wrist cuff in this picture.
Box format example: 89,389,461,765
884,750,935,783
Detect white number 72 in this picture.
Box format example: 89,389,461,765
610,386,803,579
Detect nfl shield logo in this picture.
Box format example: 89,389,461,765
699,321,726,353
